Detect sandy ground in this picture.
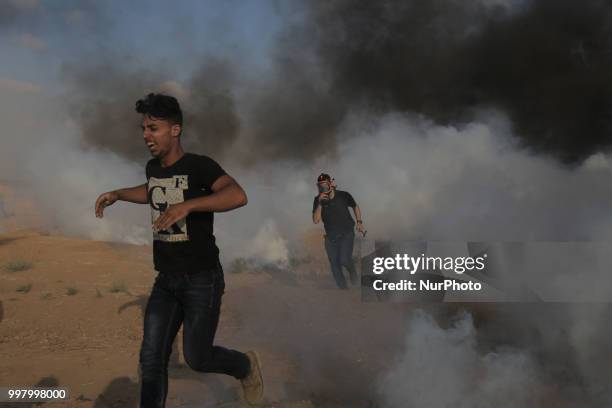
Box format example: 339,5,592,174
0,226,419,408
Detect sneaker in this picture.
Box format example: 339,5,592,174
241,351,264,405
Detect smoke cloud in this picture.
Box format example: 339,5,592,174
300,0,612,164
58,1,612,166
71,1,612,165
62,58,240,164
379,311,541,408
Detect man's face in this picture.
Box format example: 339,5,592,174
141,115,181,158
318,179,332,193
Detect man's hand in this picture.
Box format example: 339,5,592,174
356,222,366,235
94,184,148,219
318,192,331,204
318,192,330,200
153,202,191,232
95,191,119,218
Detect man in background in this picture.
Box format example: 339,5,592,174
312,173,366,289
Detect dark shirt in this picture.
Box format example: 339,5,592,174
146,153,226,273
312,190,357,237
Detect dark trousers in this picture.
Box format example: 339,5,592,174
324,231,357,289
139,265,250,408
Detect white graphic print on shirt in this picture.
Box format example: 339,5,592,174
148,175,189,242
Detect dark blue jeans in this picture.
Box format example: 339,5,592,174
324,231,357,289
139,264,250,407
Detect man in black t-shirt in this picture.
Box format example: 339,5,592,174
312,173,366,289
94,93,263,407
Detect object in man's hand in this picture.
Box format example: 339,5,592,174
318,181,331,194
317,173,333,206
319,193,331,206
318,180,332,205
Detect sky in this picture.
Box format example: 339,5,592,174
0,0,284,92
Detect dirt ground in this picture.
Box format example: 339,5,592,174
0,223,420,408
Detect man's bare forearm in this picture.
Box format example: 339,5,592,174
313,204,322,223
114,184,148,204
151,178,247,232
353,206,362,222
184,183,247,213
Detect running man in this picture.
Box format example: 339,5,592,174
312,173,366,289
94,93,263,407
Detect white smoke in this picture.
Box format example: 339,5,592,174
379,311,541,408
324,110,612,242
0,89,149,243
215,109,612,257
27,138,150,244
246,219,289,264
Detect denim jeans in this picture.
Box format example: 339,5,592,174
324,231,357,289
139,264,250,407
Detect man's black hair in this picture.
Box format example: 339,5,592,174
135,93,183,127
317,173,332,183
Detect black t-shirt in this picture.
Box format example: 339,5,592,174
312,190,357,237
146,153,226,273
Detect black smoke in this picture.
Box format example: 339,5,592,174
66,0,612,165
299,0,612,164
63,58,239,163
